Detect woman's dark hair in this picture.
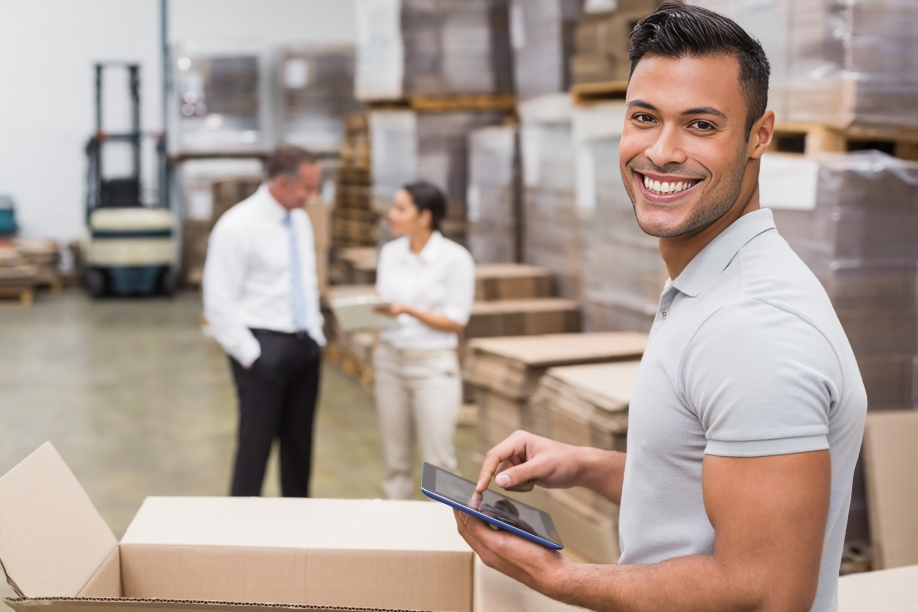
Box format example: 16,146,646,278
629,0,770,139
402,181,447,232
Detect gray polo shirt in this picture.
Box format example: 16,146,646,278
618,209,866,612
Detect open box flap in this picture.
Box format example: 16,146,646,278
0,443,118,597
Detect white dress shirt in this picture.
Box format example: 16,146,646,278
376,231,476,350
203,185,325,367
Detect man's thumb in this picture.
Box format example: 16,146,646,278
494,463,534,489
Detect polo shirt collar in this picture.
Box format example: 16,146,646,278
257,184,290,222
671,208,776,298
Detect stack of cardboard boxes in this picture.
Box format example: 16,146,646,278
354,0,514,102
0,246,39,305
12,239,61,294
280,46,362,154
467,125,520,264
527,360,641,562
333,114,378,249
569,0,660,85
509,0,584,100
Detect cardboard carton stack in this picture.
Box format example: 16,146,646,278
765,151,918,547
786,0,918,129
574,103,668,333
510,0,584,100
370,109,509,246
527,360,642,563
467,125,520,264
354,0,514,102
0,246,39,305
183,176,261,287
691,0,918,128
570,0,660,85
332,246,378,286
463,332,647,455
333,114,378,248
13,239,62,293
173,53,263,152
519,94,582,300
280,46,362,154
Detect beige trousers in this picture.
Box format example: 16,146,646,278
374,343,462,500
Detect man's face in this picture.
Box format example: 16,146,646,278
619,54,756,238
274,162,321,210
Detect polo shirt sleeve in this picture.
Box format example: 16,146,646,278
680,299,840,457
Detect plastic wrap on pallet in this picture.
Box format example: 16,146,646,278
785,0,918,128
765,151,918,408
510,0,584,100
572,102,667,333
369,109,507,244
355,0,514,101
280,47,363,154
173,52,264,151
519,94,582,300
467,126,519,263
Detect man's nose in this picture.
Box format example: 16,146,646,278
645,123,688,168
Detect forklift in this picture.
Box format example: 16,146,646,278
83,62,177,297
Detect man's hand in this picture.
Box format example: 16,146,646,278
475,431,625,504
453,509,569,593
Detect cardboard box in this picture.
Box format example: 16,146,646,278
838,564,918,612
475,264,552,301
466,299,582,339
474,557,582,612
0,443,476,612
862,411,918,570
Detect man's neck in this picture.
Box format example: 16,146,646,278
268,184,296,212
659,185,761,281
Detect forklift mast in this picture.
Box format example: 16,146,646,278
85,63,167,221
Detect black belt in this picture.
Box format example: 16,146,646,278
251,328,311,341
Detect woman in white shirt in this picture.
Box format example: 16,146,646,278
374,181,476,500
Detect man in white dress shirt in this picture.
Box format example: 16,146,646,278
203,145,326,497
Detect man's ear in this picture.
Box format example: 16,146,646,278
748,110,775,160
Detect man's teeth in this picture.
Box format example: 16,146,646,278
642,176,696,194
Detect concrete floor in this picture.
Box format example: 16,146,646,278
0,289,477,600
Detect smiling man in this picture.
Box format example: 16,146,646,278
455,3,867,611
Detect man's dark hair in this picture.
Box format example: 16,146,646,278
629,1,770,138
266,144,318,179
402,181,447,232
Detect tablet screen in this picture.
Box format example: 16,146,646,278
422,464,562,546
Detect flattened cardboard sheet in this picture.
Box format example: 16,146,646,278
4,598,436,612
838,564,918,612
862,411,918,570
0,443,117,598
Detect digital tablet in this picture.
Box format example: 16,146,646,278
421,462,563,550
330,294,393,331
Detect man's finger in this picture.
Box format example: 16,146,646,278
494,457,544,491
476,431,529,492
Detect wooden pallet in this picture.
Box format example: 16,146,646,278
770,122,918,160
0,285,35,306
324,343,375,393
571,80,629,106
366,93,517,114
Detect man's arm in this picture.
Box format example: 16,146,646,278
458,449,830,612
202,222,260,367
474,431,626,505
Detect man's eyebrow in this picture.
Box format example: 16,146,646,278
626,100,658,112
682,106,728,119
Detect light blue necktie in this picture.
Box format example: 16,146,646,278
284,212,308,331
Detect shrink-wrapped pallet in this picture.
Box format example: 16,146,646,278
369,110,507,241
467,126,519,263
509,0,584,100
573,102,668,332
519,94,582,300
354,0,514,101
280,47,363,153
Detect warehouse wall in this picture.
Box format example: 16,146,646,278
0,0,356,245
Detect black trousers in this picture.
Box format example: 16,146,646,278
229,329,321,497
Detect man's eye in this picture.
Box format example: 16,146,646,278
692,120,715,130
634,113,655,123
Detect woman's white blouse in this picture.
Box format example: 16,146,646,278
375,231,476,350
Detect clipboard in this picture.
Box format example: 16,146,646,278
330,294,394,331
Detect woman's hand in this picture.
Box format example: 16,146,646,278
375,302,410,318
